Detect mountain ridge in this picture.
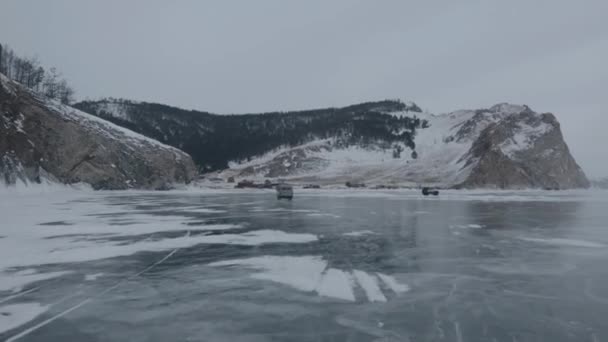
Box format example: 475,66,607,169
75,97,589,189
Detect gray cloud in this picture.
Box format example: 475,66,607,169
1,0,607,177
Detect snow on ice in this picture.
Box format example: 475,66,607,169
0,189,317,294
209,255,409,302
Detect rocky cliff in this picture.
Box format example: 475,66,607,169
455,104,589,189
0,74,197,190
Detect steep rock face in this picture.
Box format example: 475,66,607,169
457,106,589,189
0,74,197,189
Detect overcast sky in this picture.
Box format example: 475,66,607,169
1,0,607,177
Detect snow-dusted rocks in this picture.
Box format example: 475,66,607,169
0,73,197,189
454,104,589,189
221,103,589,189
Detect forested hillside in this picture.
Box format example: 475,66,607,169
75,99,426,171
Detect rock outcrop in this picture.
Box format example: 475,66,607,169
456,105,589,189
0,73,197,189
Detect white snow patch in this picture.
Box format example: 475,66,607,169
500,121,553,158
210,256,402,302
0,191,316,291
450,224,484,229
489,103,528,115
94,101,133,122
0,230,316,274
343,230,376,237
316,268,356,301
306,213,341,218
211,256,327,293
84,273,104,281
178,207,227,214
376,273,410,293
352,270,386,302
0,303,48,334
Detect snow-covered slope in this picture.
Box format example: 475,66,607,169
0,73,197,189
217,103,589,189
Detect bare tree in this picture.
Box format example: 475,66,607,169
57,79,74,104
4,48,15,79
43,67,60,99
1,43,75,102
0,43,3,75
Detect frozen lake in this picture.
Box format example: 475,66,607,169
1,189,608,341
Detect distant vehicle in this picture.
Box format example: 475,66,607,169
276,183,294,200
422,187,439,196
263,179,274,189
303,184,321,189
373,184,398,190
236,180,256,188
345,181,366,188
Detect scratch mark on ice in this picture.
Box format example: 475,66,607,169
0,287,40,305
5,231,187,341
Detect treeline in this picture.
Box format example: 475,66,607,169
0,43,74,104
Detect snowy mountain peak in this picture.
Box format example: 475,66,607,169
488,103,530,115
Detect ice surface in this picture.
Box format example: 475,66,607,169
518,237,605,248
1,188,607,340
0,191,317,292
0,271,72,292
177,208,227,214
249,208,318,213
297,188,608,203
0,303,48,334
